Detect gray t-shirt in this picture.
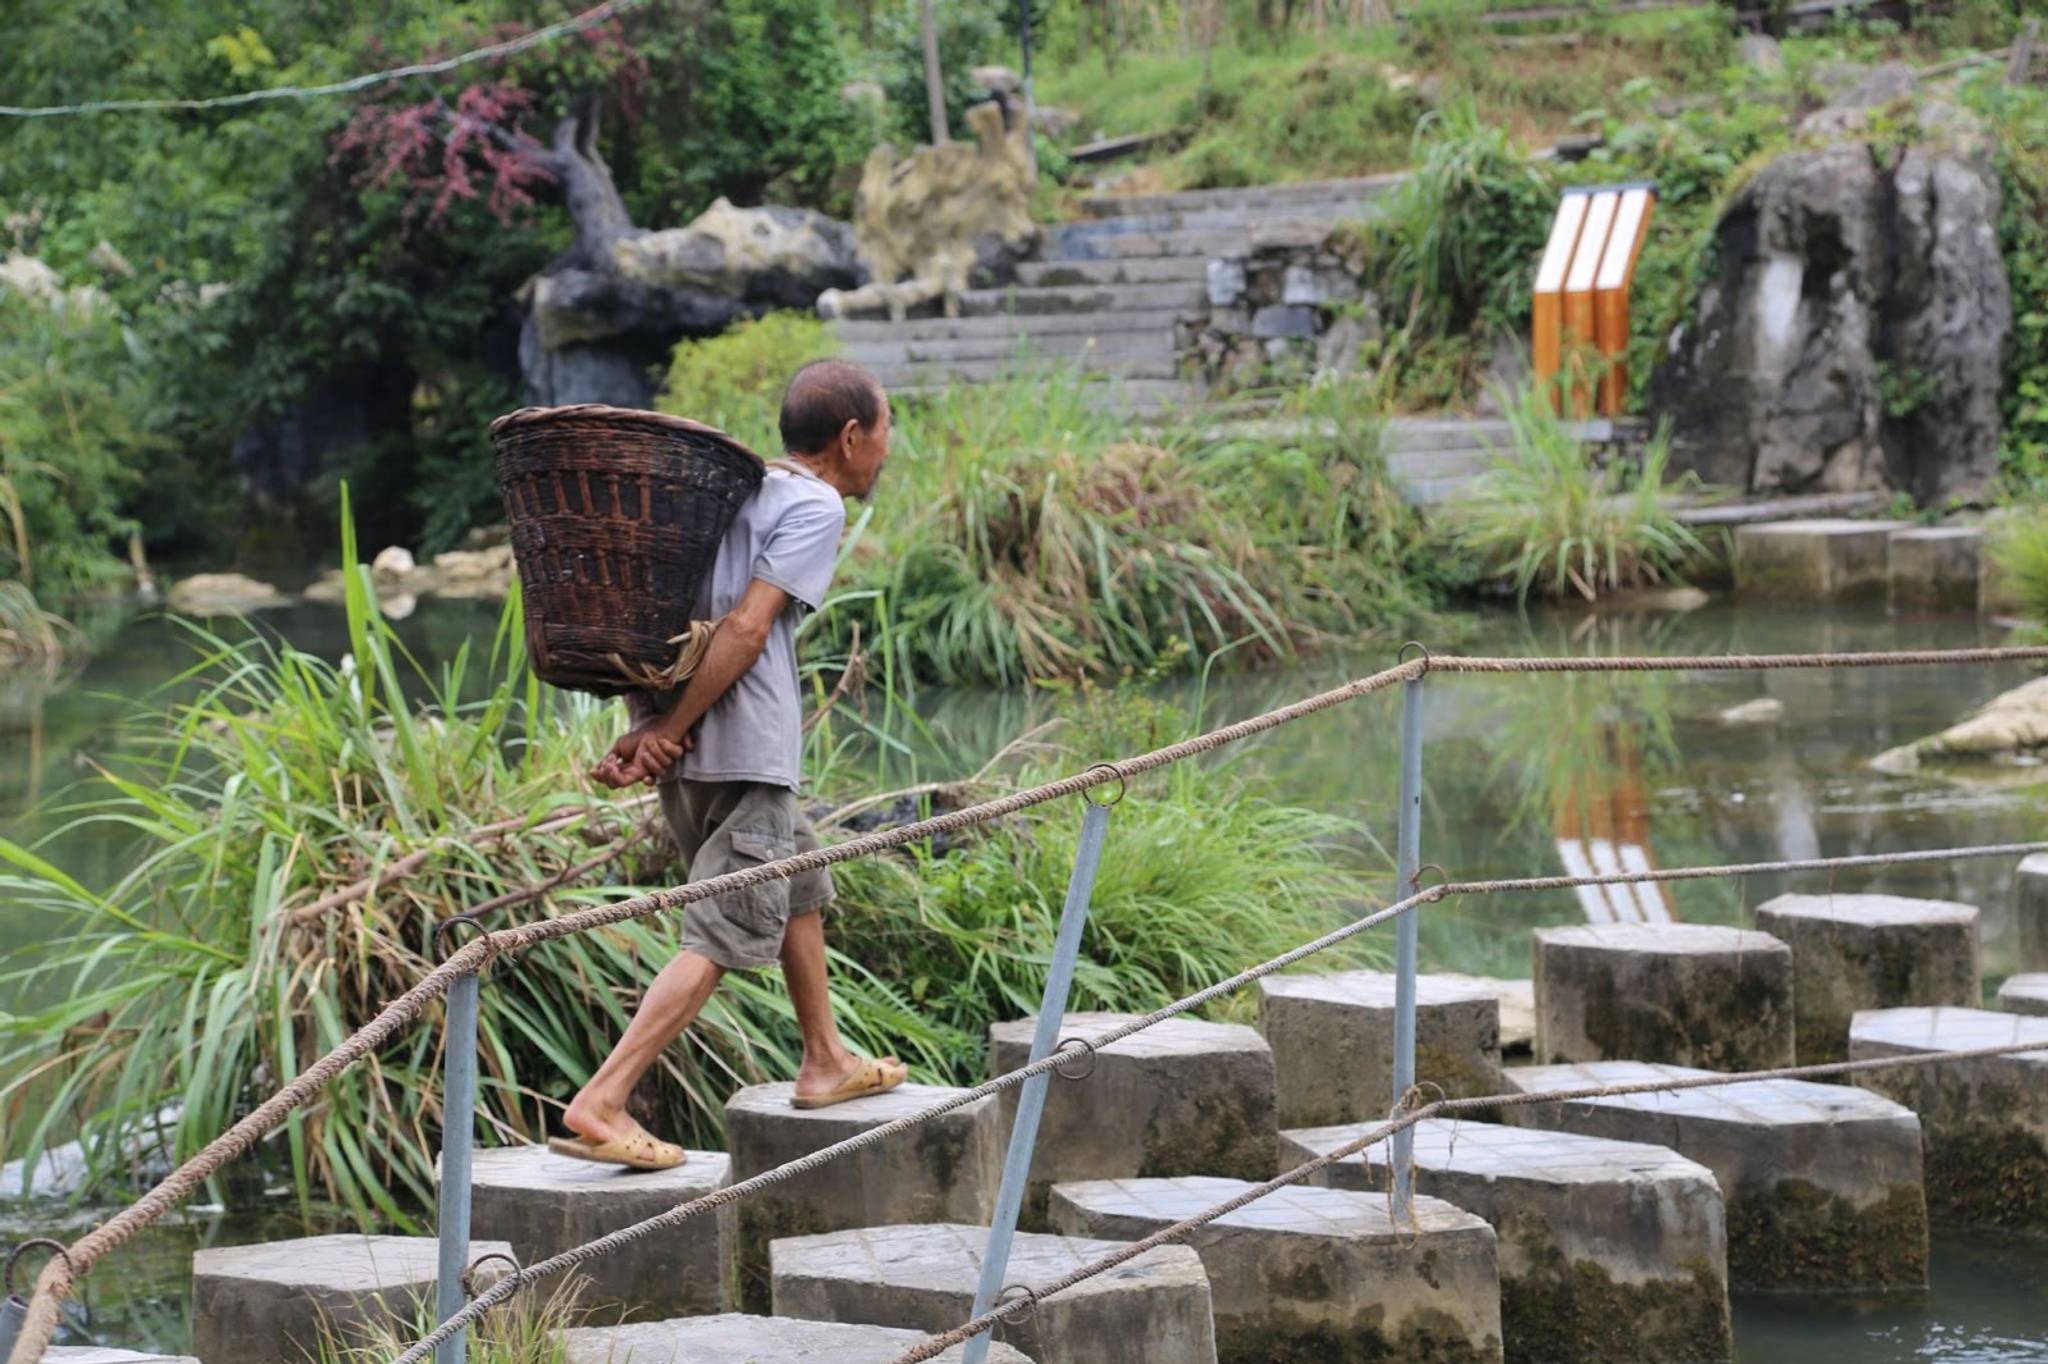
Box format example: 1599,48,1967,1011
625,462,845,790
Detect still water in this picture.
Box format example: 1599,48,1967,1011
2,594,2045,1359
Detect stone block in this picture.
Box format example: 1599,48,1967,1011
1888,525,1983,612
1255,969,1501,1127
561,1312,1033,1362
988,1012,1276,1228
1501,1061,1926,1292
1998,973,2048,1015
725,1082,1001,1314
770,1223,1216,1364
1250,304,1317,339
1734,519,1911,602
2014,853,2048,971
1048,1176,1503,1364
1849,1006,2048,1232
191,1233,514,1364
48,1353,198,1364
1755,893,1981,1063
462,1143,733,1319
1282,1118,1730,1363
1206,258,1246,308
1533,923,1795,1070
1281,264,1322,305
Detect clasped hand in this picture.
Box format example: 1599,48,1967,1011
591,725,693,788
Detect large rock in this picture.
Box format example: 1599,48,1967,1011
1651,74,2009,506
612,198,861,309
1872,674,2048,772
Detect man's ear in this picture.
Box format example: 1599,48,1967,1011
839,417,861,458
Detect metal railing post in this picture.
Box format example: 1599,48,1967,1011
0,1292,25,1359
962,795,1114,1364
1391,667,1426,1216
434,966,481,1364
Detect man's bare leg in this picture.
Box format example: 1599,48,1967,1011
782,911,902,1100
563,947,725,1145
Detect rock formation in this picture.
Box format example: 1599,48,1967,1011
1651,66,2011,505
519,100,863,407
817,97,1038,321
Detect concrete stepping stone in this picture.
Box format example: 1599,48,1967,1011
1849,1006,2048,1232
1998,973,2048,1015
1436,973,1537,1055
1733,519,1911,601
1533,923,1794,1070
191,1232,514,1364
1255,969,1502,1127
2014,853,2048,971
725,1082,1001,1314
1499,1061,1926,1293
770,1223,1217,1364
1047,1175,1504,1364
1280,1118,1730,1363
560,1312,1032,1362
1888,525,1983,611
1755,893,1981,1063
462,1143,733,1319
49,1353,199,1364
987,1012,1275,1228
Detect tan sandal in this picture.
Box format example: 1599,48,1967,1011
791,1056,909,1110
546,1119,685,1171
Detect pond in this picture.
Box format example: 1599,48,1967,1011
3,593,2046,1360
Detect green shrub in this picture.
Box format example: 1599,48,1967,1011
655,313,840,454
1447,384,1706,601
1990,512,2048,624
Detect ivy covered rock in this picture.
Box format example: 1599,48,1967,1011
1652,69,2010,505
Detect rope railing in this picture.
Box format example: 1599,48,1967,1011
8,643,2048,1364
0,0,646,118
886,1035,2048,1363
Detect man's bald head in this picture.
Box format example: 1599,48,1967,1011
780,359,887,456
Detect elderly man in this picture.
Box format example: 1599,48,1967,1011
551,360,904,1171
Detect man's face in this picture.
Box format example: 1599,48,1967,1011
844,397,892,498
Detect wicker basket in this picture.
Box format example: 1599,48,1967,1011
489,404,766,696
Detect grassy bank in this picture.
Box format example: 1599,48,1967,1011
0,516,1380,1222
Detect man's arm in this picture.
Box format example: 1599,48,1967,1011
594,578,790,787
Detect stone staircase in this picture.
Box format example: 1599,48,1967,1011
833,175,1406,415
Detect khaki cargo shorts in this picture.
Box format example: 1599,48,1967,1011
660,779,834,970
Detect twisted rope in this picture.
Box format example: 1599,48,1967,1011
0,0,646,118
890,1037,2048,1363
15,643,2048,1363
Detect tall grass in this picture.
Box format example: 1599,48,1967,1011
316,1273,586,1364
1448,385,1707,602
0,579,77,672
1989,511,2048,624
0,501,1383,1223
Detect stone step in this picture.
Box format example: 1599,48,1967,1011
1282,1117,1732,1363
1889,524,1984,612
1734,518,1915,603
724,1081,1002,1314
864,353,1183,389
50,1353,198,1364
1382,419,1518,453
1848,1005,2048,1232
1754,894,1981,1064
561,1313,1032,1363
832,308,1187,344
954,280,1205,318
1999,973,2048,1015
1385,449,1500,481
890,376,1204,415
2014,854,2048,973
1068,199,1378,236
845,331,1176,368
1255,969,1501,1129
1037,222,1329,262
1078,173,1407,219
1015,256,1214,287
1500,1060,1927,1293
459,1143,733,1319
1048,1176,1503,1364
988,1012,1276,1229
1670,490,1892,527
1534,923,1794,1071
770,1223,1217,1364
192,1233,516,1364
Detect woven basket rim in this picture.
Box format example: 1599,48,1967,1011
488,404,768,465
